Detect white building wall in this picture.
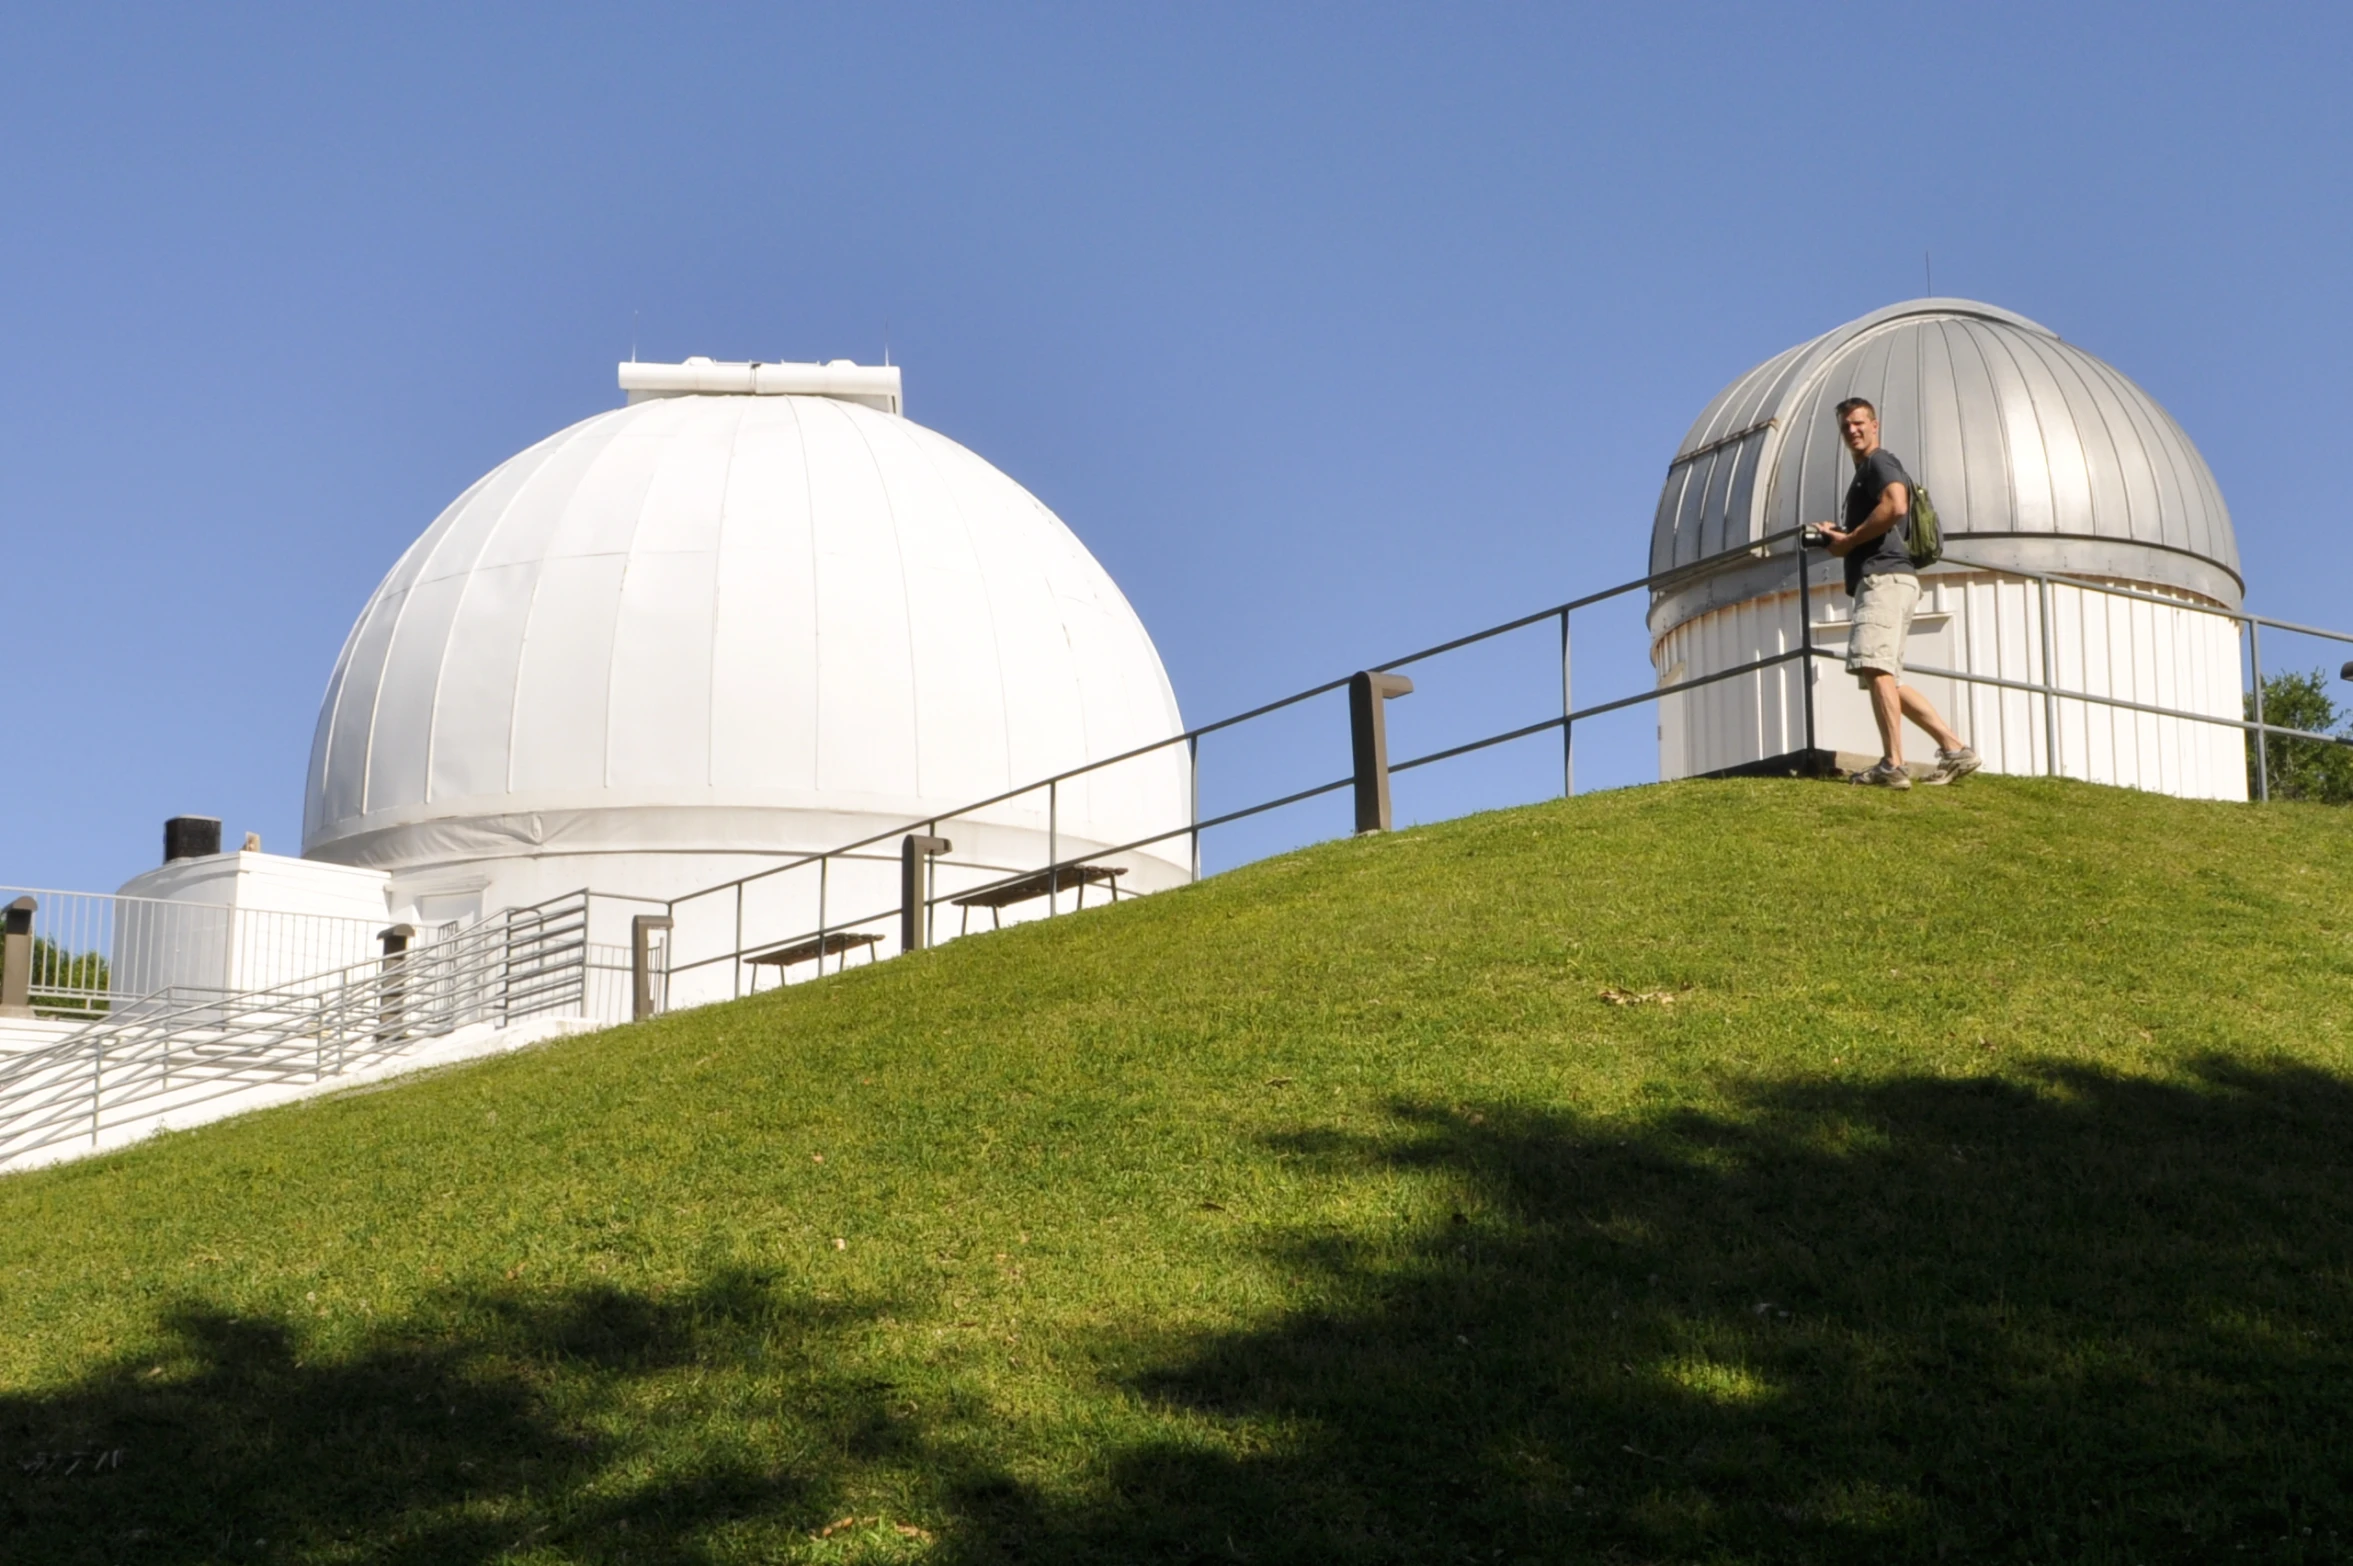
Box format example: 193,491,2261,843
113,852,392,1000
1654,573,2247,801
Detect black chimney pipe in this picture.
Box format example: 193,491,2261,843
164,816,222,863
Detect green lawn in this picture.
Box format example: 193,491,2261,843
5,777,2352,1564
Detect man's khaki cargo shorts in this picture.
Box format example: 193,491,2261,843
1847,571,1920,686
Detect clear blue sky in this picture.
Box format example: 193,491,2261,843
3,3,2347,891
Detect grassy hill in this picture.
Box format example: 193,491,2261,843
5,777,2352,1564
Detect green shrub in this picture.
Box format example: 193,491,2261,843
2246,668,2353,802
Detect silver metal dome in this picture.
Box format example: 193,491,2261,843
1649,299,2241,634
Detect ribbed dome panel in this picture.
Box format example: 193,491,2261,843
1650,300,2240,608
303,393,1184,865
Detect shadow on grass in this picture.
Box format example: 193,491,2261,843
959,1058,2353,1563
1,1272,921,1564
9,1059,2353,1563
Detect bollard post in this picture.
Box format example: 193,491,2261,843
1,896,35,1018
901,835,952,953
631,914,673,1022
1349,671,1415,834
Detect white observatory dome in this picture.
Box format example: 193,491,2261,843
303,359,1188,921
1650,300,2248,799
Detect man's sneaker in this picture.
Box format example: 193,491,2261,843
1924,746,1982,786
1850,759,1912,790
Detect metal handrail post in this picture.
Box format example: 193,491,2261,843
1048,781,1060,915
815,856,829,979
1794,540,1818,766
631,915,673,1022
496,907,512,1026
900,835,951,953
0,896,33,1019
376,924,413,1047
1187,733,1201,881
2251,620,2270,802
1559,609,1574,797
2039,577,2060,776
732,884,744,999
1349,670,1415,833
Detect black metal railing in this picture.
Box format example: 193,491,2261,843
618,533,2350,1018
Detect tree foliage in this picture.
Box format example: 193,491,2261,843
2247,668,2353,803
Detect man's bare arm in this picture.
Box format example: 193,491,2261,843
1820,482,1909,557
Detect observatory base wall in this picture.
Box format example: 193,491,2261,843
1655,573,2246,802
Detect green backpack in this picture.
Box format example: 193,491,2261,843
1906,481,1944,569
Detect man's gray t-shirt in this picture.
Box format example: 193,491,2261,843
1843,448,1915,596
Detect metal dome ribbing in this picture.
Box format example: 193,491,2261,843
1649,299,2240,630
302,388,1184,870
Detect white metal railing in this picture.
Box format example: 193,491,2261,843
0,892,589,1167
0,886,385,1019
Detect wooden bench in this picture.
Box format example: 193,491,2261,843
743,930,882,986
951,864,1126,933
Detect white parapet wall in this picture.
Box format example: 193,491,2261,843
1655,571,2248,800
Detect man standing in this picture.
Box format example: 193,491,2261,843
1811,398,1980,789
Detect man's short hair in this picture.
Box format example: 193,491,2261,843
1836,397,1877,421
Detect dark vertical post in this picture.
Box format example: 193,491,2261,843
2250,620,2270,803
377,924,415,1045
925,822,941,948
815,857,830,976
631,914,673,1022
900,835,951,952
1795,536,1818,769
1349,671,1415,834
1559,610,1574,798
1,896,35,1018
1187,733,1202,881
